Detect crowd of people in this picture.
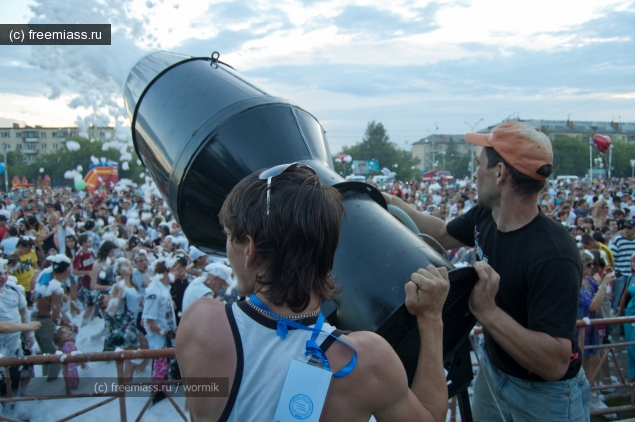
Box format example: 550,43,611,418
0,124,635,420
0,184,235,402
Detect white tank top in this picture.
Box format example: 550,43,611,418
223,301,341,422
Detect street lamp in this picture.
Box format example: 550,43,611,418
464,118,483,179
2,144,8,193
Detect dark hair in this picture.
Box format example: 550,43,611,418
590,249,605,272
485,147,550,197
77,233,91,246
592,231,606,245
159,225,170,237
16,237,34,249
51,258,69,274
580,233,595,245
154,260,169,274
219,167,345,313
96,240,118,262
27,216,39,228
65,235,78,259
174,254,188,268
128,235,140,250
7,226,18,237
84,220,96,230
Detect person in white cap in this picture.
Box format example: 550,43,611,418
186,246,208,278
0,258,33,396
181,262,232,312
386,121,588,421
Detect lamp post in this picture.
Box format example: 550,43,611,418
2,144,8,194
464,118,483,178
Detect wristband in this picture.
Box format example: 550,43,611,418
159,328,166,336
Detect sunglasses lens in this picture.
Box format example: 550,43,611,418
259,162,317,216
258,162,316,180
259,163,295,180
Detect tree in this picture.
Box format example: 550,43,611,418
5,137,145,188
338,121,420,180
549,135,635,178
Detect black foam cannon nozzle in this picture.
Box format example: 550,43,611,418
124,51,477,394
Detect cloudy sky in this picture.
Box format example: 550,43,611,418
0,0,633,154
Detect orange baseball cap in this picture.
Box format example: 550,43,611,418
464,122,553,180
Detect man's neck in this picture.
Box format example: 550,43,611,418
490,194,540,232
254,291,321,318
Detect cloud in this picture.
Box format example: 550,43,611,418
332,3,442,38
177,29,259,57
208,1,258,24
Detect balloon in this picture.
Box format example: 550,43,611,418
0,163,4,175
592,134,611,153
74,180,86,190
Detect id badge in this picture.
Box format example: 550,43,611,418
274,357,332,422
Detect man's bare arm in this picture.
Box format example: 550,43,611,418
176,298,235,422
371,265,449,422
470,262,570,381
382,193,465,250
0,321,41,334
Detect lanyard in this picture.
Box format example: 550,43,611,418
249,294,357,378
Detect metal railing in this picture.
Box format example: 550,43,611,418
447,316,635,421
0,348,183,422
6,317,635,421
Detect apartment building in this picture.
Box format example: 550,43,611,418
481,118,635,142
0,123,116,162
411,134,474,171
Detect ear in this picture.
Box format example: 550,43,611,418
496,162,510,185
244,234,257,268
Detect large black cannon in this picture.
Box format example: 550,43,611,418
124,51,477,412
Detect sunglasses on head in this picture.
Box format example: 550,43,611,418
258,163,316,216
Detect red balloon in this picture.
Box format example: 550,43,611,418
592,134,611,153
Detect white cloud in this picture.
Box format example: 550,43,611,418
0,0,632,158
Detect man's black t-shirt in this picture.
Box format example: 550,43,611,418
447,205,582,381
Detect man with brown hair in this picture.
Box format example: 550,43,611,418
387,122,588,421
177,163,450,422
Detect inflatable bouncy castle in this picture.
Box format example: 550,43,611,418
84,162,118,194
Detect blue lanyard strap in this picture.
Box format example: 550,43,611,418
249,295,357,378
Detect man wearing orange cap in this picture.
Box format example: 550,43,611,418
385,122,588,420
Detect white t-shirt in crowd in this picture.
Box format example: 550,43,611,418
142,279,176,349
182,281,214,312
0,283,27,345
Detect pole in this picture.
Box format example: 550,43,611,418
609,145,613,181
589,139,592,181
3,148,7,194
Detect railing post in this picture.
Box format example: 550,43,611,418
63,363,71,396
4,366,12,399
578,326,586,365
116,359,128,422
